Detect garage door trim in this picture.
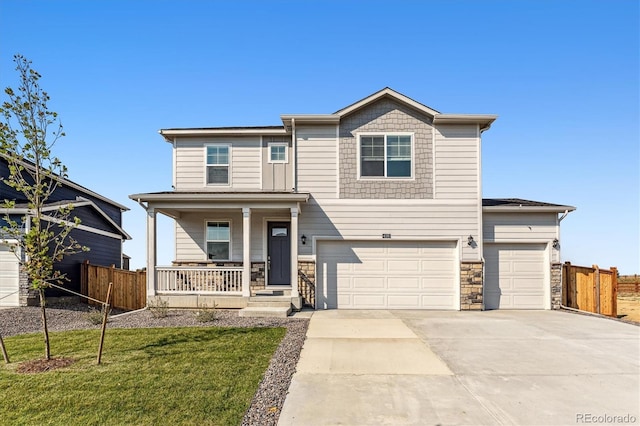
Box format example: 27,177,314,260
315,238,460,310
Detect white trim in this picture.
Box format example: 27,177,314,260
204,218,232,262
356,132,415,180
335,88,440,118
259,136,264,188
172,138,177,189
268,142,289,164
313,198,477,206
40,214,124,240
204,143,232,187
431,124,436,198
161,128,288,138
476,124,483,262
335,124,340,198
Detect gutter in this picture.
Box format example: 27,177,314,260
291,118,297,192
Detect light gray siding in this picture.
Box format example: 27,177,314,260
296,125,338,199
175,211,243,262
483,212,559,262
433,125,479,200
174,137,261,190
299,199,480,261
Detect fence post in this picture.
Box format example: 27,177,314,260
80,260,90,304
592,264,600,314
611,267,618,318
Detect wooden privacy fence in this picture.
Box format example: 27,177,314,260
618,275,640,293
80,261,147,311
562,262,617,317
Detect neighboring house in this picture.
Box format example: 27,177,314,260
0,153,131,306
130,88,574,313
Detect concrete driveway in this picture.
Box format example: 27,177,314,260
278,310,639,426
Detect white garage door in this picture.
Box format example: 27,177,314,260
317,240,457,310
0,244,20,307
484,243,547,309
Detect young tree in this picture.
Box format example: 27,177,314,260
0,54,87,360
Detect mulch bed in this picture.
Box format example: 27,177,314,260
16,357,76,374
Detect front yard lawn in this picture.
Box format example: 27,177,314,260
0,326,286,425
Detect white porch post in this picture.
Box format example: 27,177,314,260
290,207,299,298
146,207,157,297
242,207,251,297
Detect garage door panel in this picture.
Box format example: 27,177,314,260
388,260,420,273
388,295,420,308
388,277,420,289
0,244,20,307
353,277,385,289
485,243,546,310
353,294,386,308
317,240,457,310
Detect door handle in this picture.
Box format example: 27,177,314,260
267,256,271,271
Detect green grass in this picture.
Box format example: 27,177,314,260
0,326,286,425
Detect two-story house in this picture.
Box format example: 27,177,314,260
130,88,574,315
0,153,131,307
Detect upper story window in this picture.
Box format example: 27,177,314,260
206,144,230,185
206,221,230,260
359,134,413,178
268,143,288,163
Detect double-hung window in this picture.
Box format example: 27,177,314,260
206,144,230,185
206,221,230,260
360,134,412,178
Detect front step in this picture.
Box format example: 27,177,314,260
238,306,292,318
247,296,292,308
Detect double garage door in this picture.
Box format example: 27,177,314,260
0,244,20,307
317,240,457,310
484,243,547,309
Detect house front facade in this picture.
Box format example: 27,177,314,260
130,88,574,312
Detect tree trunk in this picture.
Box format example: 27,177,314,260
0,332,9,364
39,289,50,360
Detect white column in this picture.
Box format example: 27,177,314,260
146,207,157,297
290,207,299,298
242,207,251,297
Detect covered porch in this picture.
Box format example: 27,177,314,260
130,191,310,310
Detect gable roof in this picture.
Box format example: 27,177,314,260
0,153,129,211
2,197,131,239
483,198,576,213
334,87,441,117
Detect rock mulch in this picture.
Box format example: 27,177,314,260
0,302,309,426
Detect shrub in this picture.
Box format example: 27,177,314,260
148,297,169,318
194,302,218,323
85,305,111,325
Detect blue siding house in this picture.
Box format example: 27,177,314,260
0,153,130,306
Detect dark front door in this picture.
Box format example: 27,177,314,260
268,222,291,285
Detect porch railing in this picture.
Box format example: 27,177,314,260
156,267,243,294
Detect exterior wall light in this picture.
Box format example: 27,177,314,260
467,235,474,246
301,234,307,245
552,238,559,249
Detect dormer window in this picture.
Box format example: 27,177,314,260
359,133,413,178
206,144,230,185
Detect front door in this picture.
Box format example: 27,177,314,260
267,222,291,285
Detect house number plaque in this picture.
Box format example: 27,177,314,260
382,234,391,239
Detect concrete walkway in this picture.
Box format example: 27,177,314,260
278,310,640,426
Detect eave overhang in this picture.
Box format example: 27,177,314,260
159,127,288,142
280,114,341,129
483,205,576,213
129,191,310,203
433,114,498,131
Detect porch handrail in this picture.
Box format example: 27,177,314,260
156,266,243,294
298,269,315,308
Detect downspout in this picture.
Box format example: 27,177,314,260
555,209,574,311
291,118,297,192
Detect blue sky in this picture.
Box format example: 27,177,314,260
1,0,638,273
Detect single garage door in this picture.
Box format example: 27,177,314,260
317,240,457,309
484,243,547,309
0,244,20,307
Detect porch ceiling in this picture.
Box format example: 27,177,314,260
129,191,310,218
